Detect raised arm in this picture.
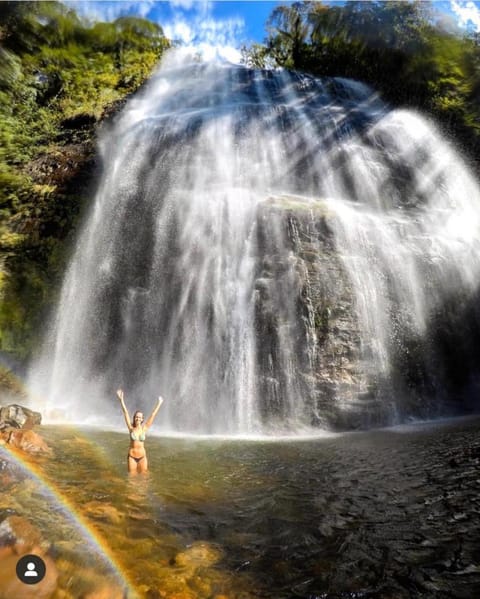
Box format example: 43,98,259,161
116,388,133,431
145,396,164,429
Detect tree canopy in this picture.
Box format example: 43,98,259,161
243,1,480,157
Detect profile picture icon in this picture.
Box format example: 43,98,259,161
16,554,46,585
24,562,38,577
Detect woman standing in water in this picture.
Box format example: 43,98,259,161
116,389,164,474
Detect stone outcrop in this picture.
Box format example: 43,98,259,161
0,429,51,454
0,404,41,430
254,193,480,429
255,195,385,429
0,403,50,454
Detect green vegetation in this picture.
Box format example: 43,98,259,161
0,1,170,361
242,1,480,157
0,364,27,399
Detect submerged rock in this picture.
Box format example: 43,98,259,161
174,541,223,569
83,501,125,525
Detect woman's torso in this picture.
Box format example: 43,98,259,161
129,427,146,457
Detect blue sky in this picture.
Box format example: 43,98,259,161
65,1,277,47
65,1,480,62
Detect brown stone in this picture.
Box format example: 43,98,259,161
174,541,223,569
83,501,125,525
2,428,51,454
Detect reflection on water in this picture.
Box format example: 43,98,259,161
4,418,480,598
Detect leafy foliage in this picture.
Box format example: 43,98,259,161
0,1,170,361
243,1,480,156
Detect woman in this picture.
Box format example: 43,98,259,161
116,388,164,474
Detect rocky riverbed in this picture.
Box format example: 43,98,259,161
1,416,480,598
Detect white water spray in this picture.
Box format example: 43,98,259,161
30,51,480,433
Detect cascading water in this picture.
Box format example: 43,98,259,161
30,51,480,434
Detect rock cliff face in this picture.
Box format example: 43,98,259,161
29,59,480,433
255,196,383,429
255,194,480,430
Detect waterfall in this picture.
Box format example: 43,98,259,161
29,51,480,434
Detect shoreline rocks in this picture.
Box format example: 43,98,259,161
0,403,50,455
0,428,51,455
0,404,41,431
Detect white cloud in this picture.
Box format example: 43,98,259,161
64,1,155,22
163,11,245,64
164,19,195,44
450,0,480,31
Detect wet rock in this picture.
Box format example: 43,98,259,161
0,451,22,490
83,501,125,525
0,404,41,430
1,428,51,454
174,541,223,569
255,195,375,429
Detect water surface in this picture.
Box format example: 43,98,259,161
5,417,480,598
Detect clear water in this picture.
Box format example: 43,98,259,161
5,418,480,598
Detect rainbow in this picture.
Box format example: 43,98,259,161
1,443,139,599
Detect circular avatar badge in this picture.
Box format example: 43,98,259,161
16,554,47,584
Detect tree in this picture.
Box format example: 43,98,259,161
266,2,313,69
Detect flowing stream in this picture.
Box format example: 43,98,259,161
30,51,480,433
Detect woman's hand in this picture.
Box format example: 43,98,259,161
158,396,164,407
116,389,124,401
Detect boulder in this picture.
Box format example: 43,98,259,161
0,404,41,430
1,429,51,454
